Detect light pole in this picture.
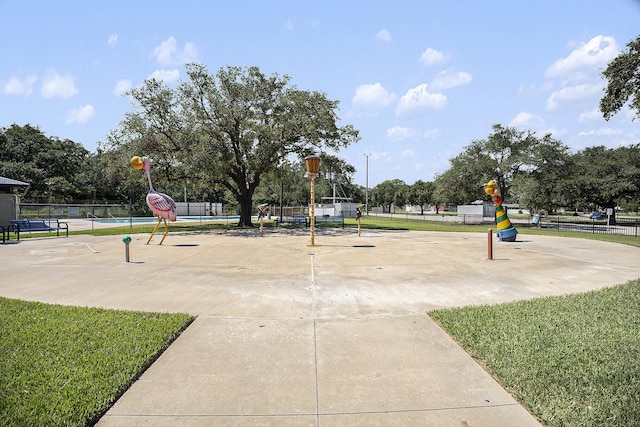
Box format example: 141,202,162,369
305,154,321,246
364,153,371,214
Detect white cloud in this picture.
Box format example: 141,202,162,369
430,69,472,91
578,130,595,137
150,36,198,66
578,108,603,124
113,79,132,96
401,149,414,159
387,126,417,141
545,35,619,82
182,42,198,63
422,129,441,139
540,35,618,114
396,83,447,116
387,126,441,142
518,81,553,97
546,83,602,110
509,112,545,128
595,127,623,136
510,113,565,137
4,75,37,96
285,19,294,31
107,34,118,45
41,70,78,99
66,104,95,124
147,69,180,84
578,127,623,137
419,47,450,66
375,29,391,43
352,82,395,113
151,37,177,65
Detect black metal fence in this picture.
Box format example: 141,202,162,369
18,203,239,219
19,203,130,220
539,216,640,238
367,212,640,238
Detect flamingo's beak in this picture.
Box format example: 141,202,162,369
131,156,144,170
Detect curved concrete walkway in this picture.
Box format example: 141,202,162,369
2,228,639,426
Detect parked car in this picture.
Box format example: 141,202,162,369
589,211,607,220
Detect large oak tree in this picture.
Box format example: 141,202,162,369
434,124,543,205
107,64,359,226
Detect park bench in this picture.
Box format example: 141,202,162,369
0,225,5,244
8,219,69,240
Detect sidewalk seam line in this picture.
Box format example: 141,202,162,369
310,253,320,426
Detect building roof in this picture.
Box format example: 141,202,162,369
0,176,29,186
0,176,30,195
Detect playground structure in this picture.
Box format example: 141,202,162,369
484,180,518,242
131,156,177,245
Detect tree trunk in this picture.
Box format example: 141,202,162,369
237,191,254,227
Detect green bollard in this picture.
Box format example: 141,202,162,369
122,235,132,263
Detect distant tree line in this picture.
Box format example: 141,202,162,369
4,121,637,219
371,124,640,217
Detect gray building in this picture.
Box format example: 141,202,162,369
0,177,30,230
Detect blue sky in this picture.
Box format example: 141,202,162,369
2,1,639,188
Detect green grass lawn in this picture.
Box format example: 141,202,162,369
0,298,193,426
430,280,640,426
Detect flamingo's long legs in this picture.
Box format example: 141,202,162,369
147,216,162,245
159,218,169,245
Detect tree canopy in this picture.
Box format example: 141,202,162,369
0,124,91,202
569,145,640,213
600,35,640,121
252,154,363,208
407,180,438,214
370,179,407,212
434,124,563,205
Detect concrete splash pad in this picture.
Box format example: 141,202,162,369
2,229,639,425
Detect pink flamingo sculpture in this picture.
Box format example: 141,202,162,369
130,156,177,245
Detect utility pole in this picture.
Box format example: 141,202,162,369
364,153,371,214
